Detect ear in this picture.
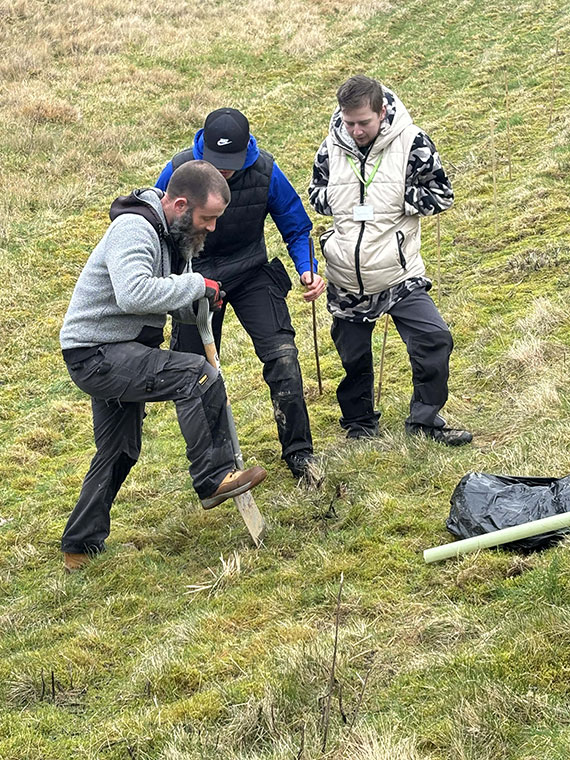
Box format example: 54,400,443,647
172,197,189,213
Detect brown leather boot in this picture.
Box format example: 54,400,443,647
201,466,267,510
63,552,90,573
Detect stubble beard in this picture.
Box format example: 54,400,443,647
169,209,208,261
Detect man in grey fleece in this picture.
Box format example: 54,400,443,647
60,161,266,572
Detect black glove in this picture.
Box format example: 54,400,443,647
203,278,225,311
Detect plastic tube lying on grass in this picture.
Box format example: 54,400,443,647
424,511,570,563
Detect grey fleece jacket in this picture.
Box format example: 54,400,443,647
60,189,206,350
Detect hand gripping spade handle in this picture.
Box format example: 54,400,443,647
196,298,267,547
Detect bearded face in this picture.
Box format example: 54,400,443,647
169,208,208,260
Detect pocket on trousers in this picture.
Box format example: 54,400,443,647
67,350,131,400
267,289,294,334
264,257,292,296
262,258,295,334
152,349,210,397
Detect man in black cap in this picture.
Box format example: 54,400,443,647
156,109,325,485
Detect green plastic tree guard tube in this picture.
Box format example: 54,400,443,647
424,511,570,563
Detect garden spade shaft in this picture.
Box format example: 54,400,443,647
196,297,267,547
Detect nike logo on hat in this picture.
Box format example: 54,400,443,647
217,138,232,146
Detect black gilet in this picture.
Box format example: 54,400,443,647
171,148,274,289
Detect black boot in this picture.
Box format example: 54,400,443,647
406,423,472,447
285,452,324,488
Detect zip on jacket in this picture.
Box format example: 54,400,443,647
352,154,369,293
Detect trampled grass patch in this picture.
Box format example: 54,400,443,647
1,0,570,757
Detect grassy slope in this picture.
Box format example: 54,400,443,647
1,0,570,757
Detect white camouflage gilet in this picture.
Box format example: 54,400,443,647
322,97,425,295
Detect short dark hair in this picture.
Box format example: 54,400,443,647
166,160,230,206
336,75,384,114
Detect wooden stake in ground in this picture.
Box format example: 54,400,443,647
436,215,442,305
490,117,498,234
308,237,323,395
548,37,560,127
504,71,513,180
321,572,344,753
375,314,390,407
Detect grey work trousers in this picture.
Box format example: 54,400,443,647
331,287,454,436
62,341,235,554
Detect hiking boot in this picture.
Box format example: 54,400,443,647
406,423,473,447
201,466,267,510
285,453,324,489
346,426,379,440
63,552,91,573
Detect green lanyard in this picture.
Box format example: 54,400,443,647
346,154,383,198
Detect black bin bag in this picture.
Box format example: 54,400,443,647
447,473,570,551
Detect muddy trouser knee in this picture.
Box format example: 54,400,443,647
61,342,235,554
171,314,312,461
331,317,380,434
262,347,313,460
218,258,314,461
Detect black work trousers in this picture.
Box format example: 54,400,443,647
62,341,235,554
331,287,453,436
171,259,313,461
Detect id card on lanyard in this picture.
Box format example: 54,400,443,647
347,153,382,222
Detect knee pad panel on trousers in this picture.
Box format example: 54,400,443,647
257,339,299,365
261,351,312,456
262,350,302,385
408,329,453,406
189,360,219,396
200,375,229,448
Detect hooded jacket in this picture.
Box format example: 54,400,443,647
317,90,426,295
60,189,205,350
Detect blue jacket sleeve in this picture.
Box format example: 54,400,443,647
267,163,315,276
155,162,174,192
